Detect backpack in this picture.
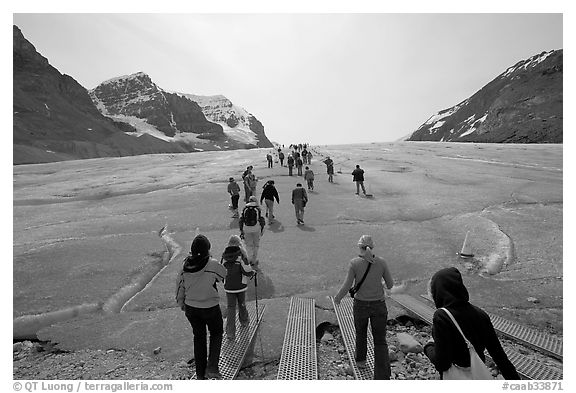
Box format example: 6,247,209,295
242,205,260,226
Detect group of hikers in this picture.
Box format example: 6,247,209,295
175,145,521,381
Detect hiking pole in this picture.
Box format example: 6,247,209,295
254,271,259,321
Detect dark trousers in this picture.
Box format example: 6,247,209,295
184,304,223,379
280,158,284,166
268,160,273,168
288,165,293,176
353,299,391,380
226,292,249,338
231,194,240,210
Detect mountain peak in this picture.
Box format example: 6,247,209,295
406,49,562,143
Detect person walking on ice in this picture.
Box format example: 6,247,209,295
266,153,273,168
260,180,280,224
296,156,304,176
304,166,315,191
176,234,227,380
291,183,308,225
334,235,395,379
239,196,266,268
278,150,285,167
287,155,295,176
227,177,241,218
323,156,334,183
352,164,366,195
220,235,255,341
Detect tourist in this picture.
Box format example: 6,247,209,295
227,177,240,218
352,164,366,195
239,196,266,268
334,235,394,380
260,180,280,223
323,156,334,183
291,183,308,225
176,234,226,380
287,155,295,176
303,166,315,191
423,267,520,380
221,235,255,341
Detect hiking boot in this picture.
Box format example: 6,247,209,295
206,371,223,380
356,360,367,368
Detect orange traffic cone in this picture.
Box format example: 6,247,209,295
459,231,474,258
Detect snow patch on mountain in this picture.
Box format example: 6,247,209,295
109,114,205,144
502,51,555,77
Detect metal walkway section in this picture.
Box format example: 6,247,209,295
330,296,374,380
192,302,266,380
419,294,563,361
390,294,562,380
277,297,318,379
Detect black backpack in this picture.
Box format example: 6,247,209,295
242,205,260,226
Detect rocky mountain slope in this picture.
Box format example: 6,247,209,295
90,74,273,150
13,25,272,165
406,50,562,143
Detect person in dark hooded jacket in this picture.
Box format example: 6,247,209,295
221,235,255,340
423,267,520,380
176,234,227,380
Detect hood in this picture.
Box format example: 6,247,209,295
182,254,210,273
222,246,243,262
245,202,259,208
430,267,469,308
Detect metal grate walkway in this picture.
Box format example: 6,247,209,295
419,294,563,361
277,297,318,379
192,302,266,380
391,294,562,380
330,296,374,380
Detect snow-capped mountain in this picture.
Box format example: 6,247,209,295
174,93,272,148
406,50,562,143
13,25,187,165
90,74,272,149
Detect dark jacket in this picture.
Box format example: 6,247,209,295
287,156,294,166
221,246,254,293
352,168,364,182
261,183,280,203
423,267,520,380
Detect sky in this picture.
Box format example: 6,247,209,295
10,12,563,145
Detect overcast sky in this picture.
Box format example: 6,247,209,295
12,12,563,145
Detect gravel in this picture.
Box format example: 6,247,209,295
13,317,558,380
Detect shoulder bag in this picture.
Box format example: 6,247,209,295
440,307,493,380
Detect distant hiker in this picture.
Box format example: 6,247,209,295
304,166,315,191
278,151,285,167
301,148,308,164
260,180,280,223
423,267,520,380
239,196,266,268
227,177,241,218
221,235,255,341
287,155,295,176
266,153,273,169
352,164,366,195
246,169,258,199
307,151,313,164
242,166,253,203
323,157,334,183
334,235,394,380
176,234,226,380
296,156,304,176
291,183,308,225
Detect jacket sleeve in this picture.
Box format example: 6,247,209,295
426,311,457,375
175,271,185,307
274,188,280,203
483,315,521,379
334,263,355,303
379,257,394,289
